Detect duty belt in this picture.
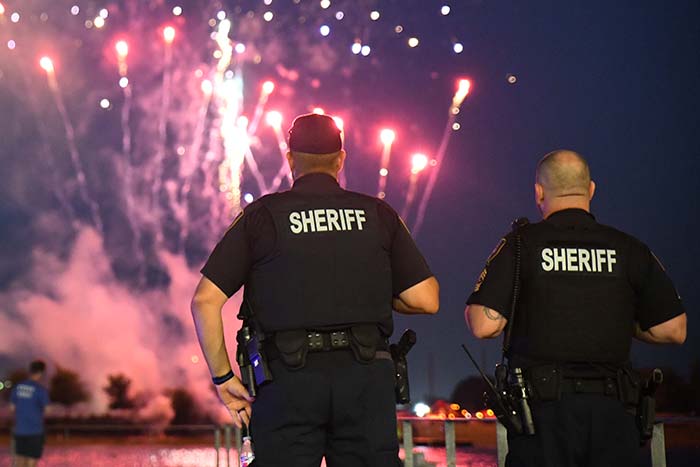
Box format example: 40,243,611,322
560,377,618,397
266,327,390,367
525,363,636,403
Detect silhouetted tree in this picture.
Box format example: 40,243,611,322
450,375,490,412
689,359,700,414
49,366,90,410
103,373,135,410
170,388,198,425
1,368,29,402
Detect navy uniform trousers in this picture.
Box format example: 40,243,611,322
250,350,401,467
506,393,641,467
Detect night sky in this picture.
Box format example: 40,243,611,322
0,0,698,405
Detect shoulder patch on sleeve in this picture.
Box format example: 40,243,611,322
650,250,666,272
224,210,245,234
473,238,507,292
398,216,411,233
486,238,507,265
473,267,488,292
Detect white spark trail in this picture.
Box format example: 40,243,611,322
412,118,453,236
413,80,471,236
45,71,104,234
152,42,174,212
377,143,392,197
23,75,78,227
401,172,420,220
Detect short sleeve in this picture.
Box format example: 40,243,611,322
466,235,515,319
377,202,433,295
200,204,275,297
632,246,684,331
41,387,50,407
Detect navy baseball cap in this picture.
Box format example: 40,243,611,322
288,113,342,154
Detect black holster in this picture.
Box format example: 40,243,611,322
390,329,417,404
637,369,663,444
236,323,273,397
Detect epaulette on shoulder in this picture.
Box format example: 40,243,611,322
511,217,530,233
247,192,283,210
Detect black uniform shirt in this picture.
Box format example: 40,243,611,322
467,208,684,365
202,173,432,334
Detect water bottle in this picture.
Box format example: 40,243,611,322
240,436,255,466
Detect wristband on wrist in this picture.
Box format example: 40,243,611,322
212,370,235,385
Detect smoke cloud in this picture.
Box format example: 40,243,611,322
0,222,242,423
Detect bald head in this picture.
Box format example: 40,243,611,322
534,150,595,218
536,150,591,197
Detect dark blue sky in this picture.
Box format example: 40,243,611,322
0,0,698,401
381,0,700,399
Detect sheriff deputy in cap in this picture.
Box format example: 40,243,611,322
191,113,439,466
465,150,686,467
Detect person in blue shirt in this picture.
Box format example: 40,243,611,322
10,360,50,467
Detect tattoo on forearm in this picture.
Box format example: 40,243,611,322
483,306,503,321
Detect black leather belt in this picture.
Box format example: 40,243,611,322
265,329,389,360
560,377,618,397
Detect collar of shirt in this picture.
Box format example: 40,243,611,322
291,172,344,194
546,208,596,227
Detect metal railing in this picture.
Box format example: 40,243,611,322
400,418,478,467
212,425,241,467
2,416,668,466
210,418,668,467
401,418,668,467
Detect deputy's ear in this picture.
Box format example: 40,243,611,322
336,150,346,173
589,180,596,200
286,151,294,173
534,183,544,205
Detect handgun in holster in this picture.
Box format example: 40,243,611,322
390,329,416,404
637,368,663,443
235,301,273,397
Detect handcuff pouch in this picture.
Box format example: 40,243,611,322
274,330,309,370
617,368,642,407
349,324,380,364
526,364,562,402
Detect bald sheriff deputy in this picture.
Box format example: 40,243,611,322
465,150,686,467
191,113,439,467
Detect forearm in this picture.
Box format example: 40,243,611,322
465,304,507,339
393,297,431,314
633,321,683,345
191,301,232,377
393,277,440,314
